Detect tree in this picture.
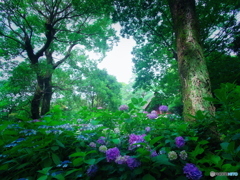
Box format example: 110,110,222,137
112,0,239,121
50,51,122,112
0,0,117,119
167,0,214,120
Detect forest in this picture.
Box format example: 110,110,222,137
0,0,239,179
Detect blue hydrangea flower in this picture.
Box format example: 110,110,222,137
106,147,120,162
150,150,158,157
175,136,185,148
57,160,71,168
87,165,98,176
183,163,202,180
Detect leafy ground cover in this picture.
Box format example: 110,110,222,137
0,84,240,180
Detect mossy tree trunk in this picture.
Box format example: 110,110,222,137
168,0,215,121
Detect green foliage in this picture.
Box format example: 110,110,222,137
0,95,240,179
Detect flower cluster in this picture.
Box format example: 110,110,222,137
126,157,141,169
159,105,168,112
99,145,107,153
145,127,151,132
19,129,37,136
106,147,120,162
150,150,158,157
129,134,146,144
56,160,71,168
115,155,129,164
183,163,202,180
89,142,96,148
168,151,178,160
97,136,106,144
175,136,185,148
147,113,158,119
4,138,26,148
119,105,129,110
87,165,98,176
179,150,188,160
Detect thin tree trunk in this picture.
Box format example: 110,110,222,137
168,0,215,121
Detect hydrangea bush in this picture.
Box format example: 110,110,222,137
0,94,239,179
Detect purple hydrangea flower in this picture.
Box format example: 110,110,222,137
115,155,129,164
129,134,146,145
151,110,158,114
119,105,129,110
183,163,202,180
143,111,148,114
175,136,185,148
147,113,158,119
126,157,141,169
145,126,151,132
159,105,168,112
106,147,120,162
87,165,98,177
97,136,106,144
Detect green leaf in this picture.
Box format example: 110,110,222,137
0,164,8,170
220,142,229,151
37,175,48,180
131,98,138,105
69,152,86,157
52,153,61,165
84,159,96,165
73,158,84,167
142,174,156,180
51,145,59,151
112,138,121,144
191,145,204,157
150,136,163,146
152,154,175,166
232,133,240,140
86,150,97,155
198,140,209,145
215,176,229,180
38,167,52,174
56,139,65,148
210,155,221,165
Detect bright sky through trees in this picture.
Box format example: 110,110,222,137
98,23,136,83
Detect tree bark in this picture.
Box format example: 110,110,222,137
41,75,52,115
31,76,44,119
168,0,215,121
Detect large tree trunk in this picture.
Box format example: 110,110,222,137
168,0,215,121
31,76,44,119
41,75,52,115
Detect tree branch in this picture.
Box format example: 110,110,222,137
53,43,76,69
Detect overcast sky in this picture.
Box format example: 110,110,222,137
97,23,136,84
